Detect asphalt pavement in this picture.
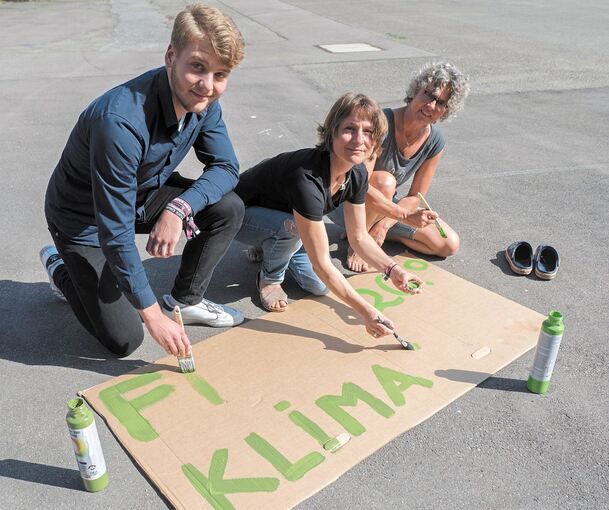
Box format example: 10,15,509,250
1,0,608,508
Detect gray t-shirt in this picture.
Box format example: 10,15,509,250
374,108,446,186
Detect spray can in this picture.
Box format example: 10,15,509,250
527,311,564,394
66,397,109,492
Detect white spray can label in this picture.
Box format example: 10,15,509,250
68,420,107,480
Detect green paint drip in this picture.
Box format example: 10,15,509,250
274,400,291,412
316,383,394,436
185,373,225,405
288,410,332,446
130,385,175,412
245,433,325,481
356,288,404,312
425,281,434,286
371,365,433,407
403,259,429,271
182,450,279,510
99,373,175,442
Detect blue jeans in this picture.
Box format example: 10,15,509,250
236,206,328,295
327,200,417,240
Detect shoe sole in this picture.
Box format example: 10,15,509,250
534,268,557,280
504,251,532,275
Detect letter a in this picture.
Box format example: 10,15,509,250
372,364,433,407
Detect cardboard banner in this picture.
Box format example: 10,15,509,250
81,255,543,509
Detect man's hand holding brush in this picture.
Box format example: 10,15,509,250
138,304,191,356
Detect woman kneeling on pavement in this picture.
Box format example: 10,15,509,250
329,61,470,272
235,92,435,339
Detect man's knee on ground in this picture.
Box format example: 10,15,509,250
97,323,144,358
369,171,397,198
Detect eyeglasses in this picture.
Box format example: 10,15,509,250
421,89,448,109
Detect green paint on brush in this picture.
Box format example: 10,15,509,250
182,449,279,510
245,432,325,481
435,221,448,238
185,373,225,405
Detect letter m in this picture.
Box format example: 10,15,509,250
315,382,394,436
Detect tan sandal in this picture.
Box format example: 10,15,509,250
256,271,288,312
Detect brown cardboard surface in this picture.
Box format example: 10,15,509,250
81,255,544,509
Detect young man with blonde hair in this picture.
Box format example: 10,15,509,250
42,5,245,358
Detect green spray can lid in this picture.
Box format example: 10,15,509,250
542,310,564,336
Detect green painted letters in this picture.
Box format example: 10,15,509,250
374,275,410,297
182,449,279,510
185,373,225,405
245,432,325,481
403,259,429,271
316,383,394,436
371,365,434,406
99,372,175,442
356,288,404,312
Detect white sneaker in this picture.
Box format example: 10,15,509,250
162,294,244,327
39,245,67,302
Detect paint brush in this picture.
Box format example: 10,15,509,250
173,306,196,373
416,192,447,238
376,316,415,350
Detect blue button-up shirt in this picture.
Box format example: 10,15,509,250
45,67,239,309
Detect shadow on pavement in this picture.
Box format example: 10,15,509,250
435,368,530,393
0,459,83,491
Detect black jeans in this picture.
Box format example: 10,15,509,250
48,173,244,356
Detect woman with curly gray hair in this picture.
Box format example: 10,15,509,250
333,61,469,271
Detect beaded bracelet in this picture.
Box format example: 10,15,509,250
383,262,398,281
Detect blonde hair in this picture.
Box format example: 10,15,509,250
171,4,245,69
317,93,387,159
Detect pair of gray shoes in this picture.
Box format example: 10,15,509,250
505,242,560,280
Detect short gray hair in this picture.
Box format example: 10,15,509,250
405,61,470,121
